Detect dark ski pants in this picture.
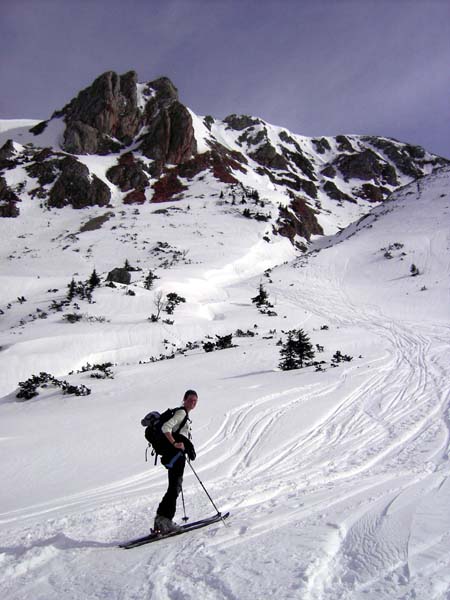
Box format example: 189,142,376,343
157,451,186,520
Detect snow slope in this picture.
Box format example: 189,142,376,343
0,167,449,599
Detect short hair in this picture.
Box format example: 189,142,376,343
183,389,198,401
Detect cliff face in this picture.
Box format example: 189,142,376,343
46,72,197,175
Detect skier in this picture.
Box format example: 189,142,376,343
153,389,198,534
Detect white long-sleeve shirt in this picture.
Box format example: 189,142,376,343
161,409,191,439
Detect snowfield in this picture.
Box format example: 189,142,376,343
0,166,449,599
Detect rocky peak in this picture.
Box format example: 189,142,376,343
52,70,140,154
30,71,196,169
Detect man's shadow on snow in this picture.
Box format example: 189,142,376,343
0,532,118,557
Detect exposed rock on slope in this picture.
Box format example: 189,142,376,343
48,157,111,209
0,176,20,217
106,152,150,192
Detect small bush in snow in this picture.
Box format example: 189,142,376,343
16,372,91,400
331,350,353,364
70,362,114,379
215,334,234,350
203,334,236,353
165,292,186,315
63,312,83,323
235,329,256,337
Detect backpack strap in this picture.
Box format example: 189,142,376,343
143,407,190,463
145,444,160,465
173,407,189,435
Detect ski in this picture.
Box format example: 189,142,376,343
119,511,230,549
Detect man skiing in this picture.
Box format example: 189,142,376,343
154,389,198,534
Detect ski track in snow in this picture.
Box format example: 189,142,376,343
1,175,450,599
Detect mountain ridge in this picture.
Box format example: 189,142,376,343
0,70,448,245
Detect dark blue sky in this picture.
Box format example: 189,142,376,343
1,0,449,157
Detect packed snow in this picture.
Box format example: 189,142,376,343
0,164,449,599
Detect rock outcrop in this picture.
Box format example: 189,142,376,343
106,268,131,285
106,152,150,192
0,176,20,217
54,71,142,154
0,140,17,169
334,149,398,186
323,181,353,202
224,114,262,131
275,195,323,244
366,138,427,179
138,99,197,176
43,71,197,177
48,157,111,209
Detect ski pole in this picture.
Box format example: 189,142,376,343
186,459,229,527
180,485,189,522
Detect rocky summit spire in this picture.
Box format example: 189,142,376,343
47,71,197,175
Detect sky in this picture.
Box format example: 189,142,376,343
1,0,449,158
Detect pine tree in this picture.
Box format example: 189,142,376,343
251,283,269,308
88,268,101,289
67,278,76,301
279,331,298,371
144,270,158,290
293,329,315,367
279,329,315,370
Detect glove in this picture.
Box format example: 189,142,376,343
184,438,196,461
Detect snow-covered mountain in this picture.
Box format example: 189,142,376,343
0,72,449,599
1,70,448,240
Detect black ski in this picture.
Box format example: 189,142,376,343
119,512,230,549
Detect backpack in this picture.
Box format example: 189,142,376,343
141,407,188,463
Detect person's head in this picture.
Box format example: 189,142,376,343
183,389,198,412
